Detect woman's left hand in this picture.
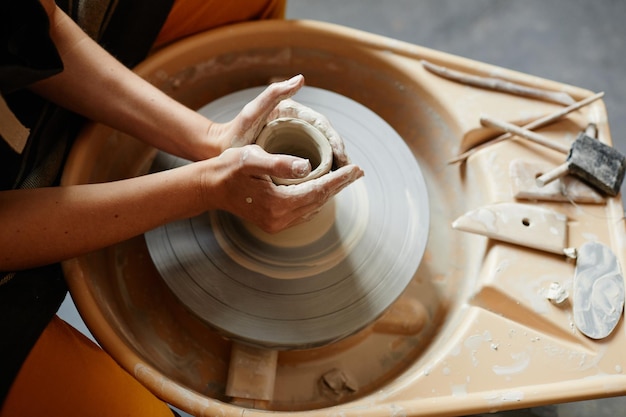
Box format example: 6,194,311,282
210,74,350,168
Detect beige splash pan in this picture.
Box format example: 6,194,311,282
61,20,626,416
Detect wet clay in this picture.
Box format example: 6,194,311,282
255,117,333,185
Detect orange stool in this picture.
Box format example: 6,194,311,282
1,316,173,417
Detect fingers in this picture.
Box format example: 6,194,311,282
271,99,351,167
280,164,364,202
227,75,351,170
219,145,363,234
230,75,305,147
238,145,312,181
239,146,363,193
262,165,364,233
255,75,304,112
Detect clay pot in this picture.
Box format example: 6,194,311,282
255,117,333,185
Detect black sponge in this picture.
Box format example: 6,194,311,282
568,132,626,196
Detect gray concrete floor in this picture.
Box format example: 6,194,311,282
59,1,626,416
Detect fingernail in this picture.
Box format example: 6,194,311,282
286,74,303,86
292,159,311,177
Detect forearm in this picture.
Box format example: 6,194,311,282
30,1,220,161
0,163,208,271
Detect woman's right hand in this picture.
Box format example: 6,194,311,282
200,144,363,233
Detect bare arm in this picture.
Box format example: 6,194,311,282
31,0,218,161
0,162,205,271
0,145,360,271
0,1,363,271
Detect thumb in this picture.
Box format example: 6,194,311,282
243,146,312,181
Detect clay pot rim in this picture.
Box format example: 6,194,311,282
255,117,333,185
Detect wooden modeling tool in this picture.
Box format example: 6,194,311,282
536,124,626,196
480,115,570,154
421,60,576,105
482,116,626,196
449,92,604,164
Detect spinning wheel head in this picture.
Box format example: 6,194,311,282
144,86,431,349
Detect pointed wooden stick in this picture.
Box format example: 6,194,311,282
480,116,570,154
448,92,605,164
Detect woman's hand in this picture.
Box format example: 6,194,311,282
201,145,363,233
210,74,350,168
201,74,363,233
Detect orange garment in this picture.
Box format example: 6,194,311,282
1,316,173,417
154,0,286,48
2,1,286,415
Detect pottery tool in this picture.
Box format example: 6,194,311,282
226,342,278,408
453,205,625,340
480,115,570,154
451,202,568,255
449,92,604,164
509,159,605,203
421,60,576,105
481,116,626,196
573,241,625,339
144,86,430,349
535,124,626,196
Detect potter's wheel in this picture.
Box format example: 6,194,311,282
145,86,429,349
